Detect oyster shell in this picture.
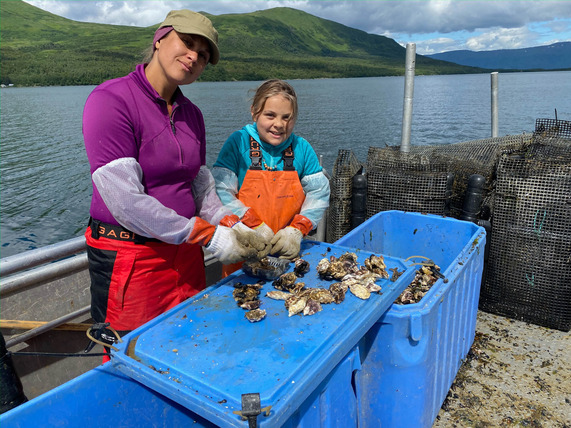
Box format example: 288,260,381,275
329,282,347,304
338,252,358,263
285,294,308,317
245,308,267,322
306,288,335,304
303,299,322,316
243,257,290,280
366,282,382,293
349,282,371,300
395,266,438,305
290,281,306,294
240,300,262,310
272,272,298,291
293,258,310,277
316,258,330,276
364,255,389,279
232,286,260,304
266,290,293,300
327,260,350,280
317,252,363,280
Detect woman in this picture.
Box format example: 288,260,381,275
82,10,268,345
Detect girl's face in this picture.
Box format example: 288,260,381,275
253,95,295,146
152,31,210,88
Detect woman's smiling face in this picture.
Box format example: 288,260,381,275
253,95,295,146
154,31,210,87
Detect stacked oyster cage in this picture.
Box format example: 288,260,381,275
327,121,570,331
480,119,571,331
326,133,530,242
326,149,363,242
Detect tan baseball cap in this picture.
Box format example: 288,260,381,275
159,9,219,65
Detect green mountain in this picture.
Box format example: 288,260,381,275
0,0,482,86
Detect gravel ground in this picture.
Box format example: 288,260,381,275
433,311,571,428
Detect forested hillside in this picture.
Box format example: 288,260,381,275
0,0,482,86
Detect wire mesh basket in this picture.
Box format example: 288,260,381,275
326,149,363,242
480,133,571,331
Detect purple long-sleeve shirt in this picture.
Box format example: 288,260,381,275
83,64,228,244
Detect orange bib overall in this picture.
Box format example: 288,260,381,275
222,138,305,276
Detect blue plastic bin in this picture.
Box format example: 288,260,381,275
1,241,413,427
0,363,214,427
335,210,486,428
108,241,414,428
0,347,361,428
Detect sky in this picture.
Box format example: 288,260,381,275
24,0,571,55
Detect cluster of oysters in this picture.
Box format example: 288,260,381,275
233,252,390,322
232,282,267,322
395,264,444,305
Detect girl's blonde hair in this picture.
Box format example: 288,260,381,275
251,79,298,122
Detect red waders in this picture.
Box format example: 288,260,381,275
85,222,206,361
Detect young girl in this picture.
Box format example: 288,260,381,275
213,79,330,275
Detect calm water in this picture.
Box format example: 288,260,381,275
1,71,570,257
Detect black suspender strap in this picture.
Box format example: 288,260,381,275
249,136,263,170
282,145,295,171
249,136,295,171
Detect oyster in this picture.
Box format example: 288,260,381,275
329,282,348,304
245,308,266,322
240,300,262,310
266,290,293,300
272,272,298,291
395,266,439,305
327,260,350,280
366,282,382,293
293,258,310,277
317,252,362,280
349,282,371,300
364,255,389,279
232,285,260,305
243,257,289,280
290,281,306,294
338,252,358,263
390,267,404,282
285,294,308,317
305,288,335,304
303,299,322,316
233,282,263,312
316,258,330,276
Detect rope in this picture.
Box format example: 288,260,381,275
404,255,447,282
85,324,123,352
404,255,436,267
10,351,107,357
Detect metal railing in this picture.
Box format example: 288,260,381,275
0,236,220,348
1,237,91,347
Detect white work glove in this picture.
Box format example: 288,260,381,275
270,227,303,259
206,226,257,264
254,223,274,259
232,222,268,253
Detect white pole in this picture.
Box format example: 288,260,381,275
400,43,416,153
491,72,499,137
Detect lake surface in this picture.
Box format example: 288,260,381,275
1,71,570,257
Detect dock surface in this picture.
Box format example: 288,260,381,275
434,311,570,427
